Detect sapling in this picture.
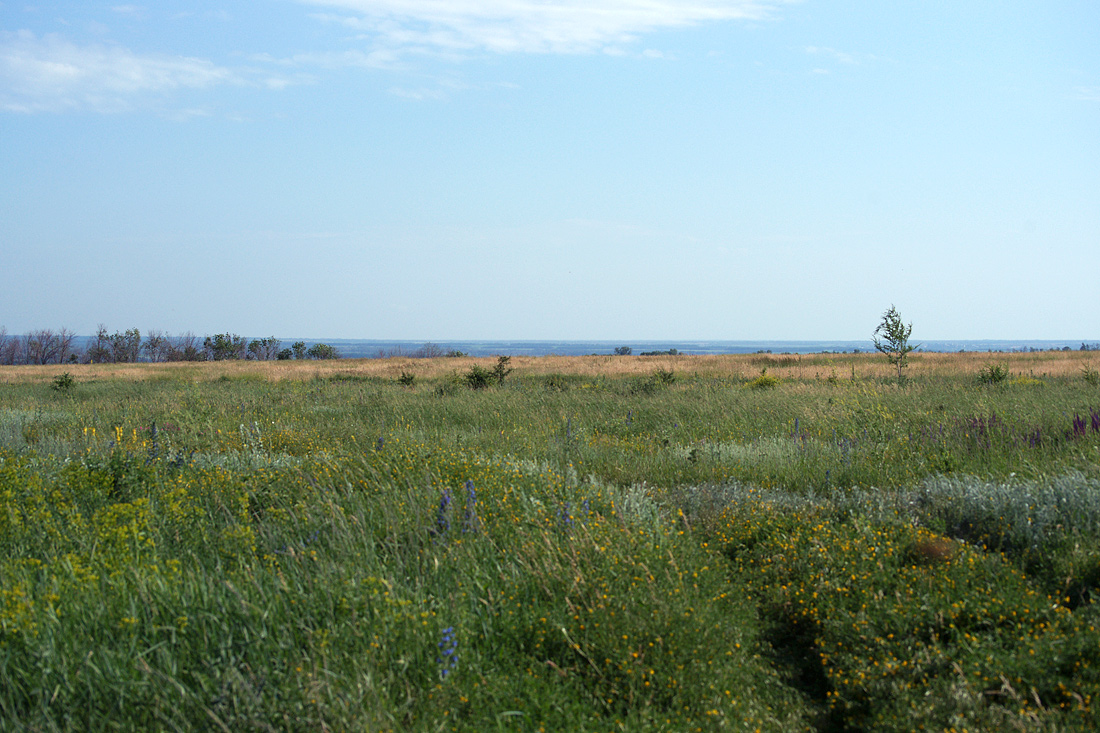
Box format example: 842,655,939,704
873,305,919,382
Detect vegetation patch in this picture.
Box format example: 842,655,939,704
0,354,1098,730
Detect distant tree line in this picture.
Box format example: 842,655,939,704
613,346,681,356
0,326,339,365
376,342,467,358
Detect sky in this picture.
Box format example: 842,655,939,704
1,1,1098,341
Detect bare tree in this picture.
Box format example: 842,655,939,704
57,328,76,363
86,325,112,363
167,332,203,361
1,329,23,364
24,329,62,364
247,336,282,361
144,330,167,362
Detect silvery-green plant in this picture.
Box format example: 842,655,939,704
873,305,919,381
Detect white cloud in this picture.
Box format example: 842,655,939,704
1076,86,1100,101
0,30,239,112
298,0,787,56
805,45,855,65
388,85,446,100
111,5,146,17
254,48,401,71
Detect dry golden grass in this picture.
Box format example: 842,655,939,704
1,349,1095,385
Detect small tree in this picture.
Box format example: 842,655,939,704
873,305,919,382
204,333,247,361
248,336,282,361
614,346,632,356
490,355,513,385
306,343,339,360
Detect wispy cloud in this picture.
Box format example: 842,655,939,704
0,30,239,112
1076,86,1100,102
298,0,787,57
805,45,855,65
0,30,307,113
111,5,146,18
252,48,401,71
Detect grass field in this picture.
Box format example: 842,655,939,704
1,351,1098,731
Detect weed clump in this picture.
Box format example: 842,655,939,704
976,363,1009,385
747,368,780,390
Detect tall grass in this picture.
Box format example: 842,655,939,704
1,355,1099,729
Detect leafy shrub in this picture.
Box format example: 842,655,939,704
653,367,675,385
398,371,415,387
203,333,247,361
747,368,780,390
976,363,1009,385
1083,363,1099,386
464,365,493,390
51,372,76,392
544,374,570,392
489,356,513,385
306,343,339,360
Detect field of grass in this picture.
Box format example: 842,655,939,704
1,351,1098,731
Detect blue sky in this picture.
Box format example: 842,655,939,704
1,1,1097,341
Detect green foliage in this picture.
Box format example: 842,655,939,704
397,371,415,387
489,355,514,385
613,346,632,355
306,343,339,360
2,363,1100,729
247,336,281,361
653,367,675,385
50,372,75,392
747,368,780,390
872,305,918,381
1084,362,1100,386
976,362,1009,385
203,333,247,361
463,364,493,390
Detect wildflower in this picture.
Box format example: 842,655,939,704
434,489,452,537
559,502,574,529
437,627,458,678
462,480,478,533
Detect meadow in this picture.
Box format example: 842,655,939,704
0,351,1098,731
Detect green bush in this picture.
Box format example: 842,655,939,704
747,368,780,390
51,372,76,392
977,363,1009,385
464,365,493,390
